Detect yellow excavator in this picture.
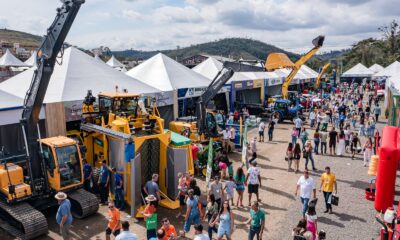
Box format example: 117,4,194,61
0,1,99,239
315,63,331,89
265,36,325,99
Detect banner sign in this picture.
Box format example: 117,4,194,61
206,138,214,186
241,124,248,166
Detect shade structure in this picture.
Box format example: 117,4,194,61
193,56,224,80
24,51,38,67
126,53,211,91
369,63,384,74
374,61,400,77
0,47,159,108
0,49,28,67
106,55,125,68
342,63,374,77
0,89,23,109
300,65,318,78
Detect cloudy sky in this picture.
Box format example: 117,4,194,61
0,0,398,54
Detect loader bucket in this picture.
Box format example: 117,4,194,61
312,35,325,48
265,53,295,71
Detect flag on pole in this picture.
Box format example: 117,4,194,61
241,124,248,167
206,138,214,186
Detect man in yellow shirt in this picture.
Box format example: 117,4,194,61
319,166,337,214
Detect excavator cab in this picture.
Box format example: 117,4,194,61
98,93,140,118
41,136,83,191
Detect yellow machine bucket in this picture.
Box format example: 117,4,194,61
159,191,180,210
265,53,295,71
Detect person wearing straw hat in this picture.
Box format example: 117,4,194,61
55,192,73,240
142,194,158,239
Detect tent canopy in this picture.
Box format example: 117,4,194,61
0,89,23,109
0,47,158,108
106,55,125,68
342,63,374,77
24,51,38,67
0,49,28,67
193,57,223,80
374,61,400,77
300,65,318,78
369,63,384,74
126,53,211,91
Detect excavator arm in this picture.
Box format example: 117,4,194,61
281,36,324,99
196,66,234,136
315,63,330,89
20,0,84,194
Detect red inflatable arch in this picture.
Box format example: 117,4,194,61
375,126,400,212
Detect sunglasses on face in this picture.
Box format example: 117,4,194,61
108,206,114,209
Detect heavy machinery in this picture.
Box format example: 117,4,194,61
78,90,191,213
169,67,235,143
315,63,331,89
266,36,325,100
0,1,99,239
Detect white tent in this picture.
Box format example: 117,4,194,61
342,63,374,77
300,65,318,78
192,57,223,80
106,55,125,68
0,47,159,108
369,63,384,74
0,49,28,67
126,53,211,91
0,89,23,109
94,54,103,62
24,51,38,67
374,61,400,77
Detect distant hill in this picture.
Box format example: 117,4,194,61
112,38,299,62
0,29,42,47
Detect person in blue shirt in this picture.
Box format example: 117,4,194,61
112,167,125,210
83,160,93,192
55,192,73,240
99,160,110,205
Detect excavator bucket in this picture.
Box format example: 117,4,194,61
265,53,295,71
312,35,325,48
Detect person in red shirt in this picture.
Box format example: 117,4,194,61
160,218,177,240
142,195,157,239
192,144,200,176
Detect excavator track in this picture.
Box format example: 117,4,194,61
68,188,99,219
0,200,48,240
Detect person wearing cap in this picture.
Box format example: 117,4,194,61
115,221,138,240
142,195,158,239
113,168,125,210
55,192,73,240
160,217,177,240
106,201,122,240
99,160,110,205
245,161,261,206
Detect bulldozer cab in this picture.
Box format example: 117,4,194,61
98,93,140,118
41,136,83,191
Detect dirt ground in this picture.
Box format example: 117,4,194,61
1,114,398,240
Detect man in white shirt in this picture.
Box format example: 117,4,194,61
116,221,138,240
245,161,261,206
258,121,265,142
294,117,302,137
309,111,316,128
221,127,231,151
295,171,316,217
194,224,210,240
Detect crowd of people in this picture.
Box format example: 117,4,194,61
53,81,382,240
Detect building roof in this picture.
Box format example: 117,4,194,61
126,53,211,91
342,63,374,77
0,47,158,108
374,61,400,77
369,63,384,74
106,55,125,68
24,51,37,67
0,49,28,67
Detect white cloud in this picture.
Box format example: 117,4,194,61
154,6,203,23
122,9,143,20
